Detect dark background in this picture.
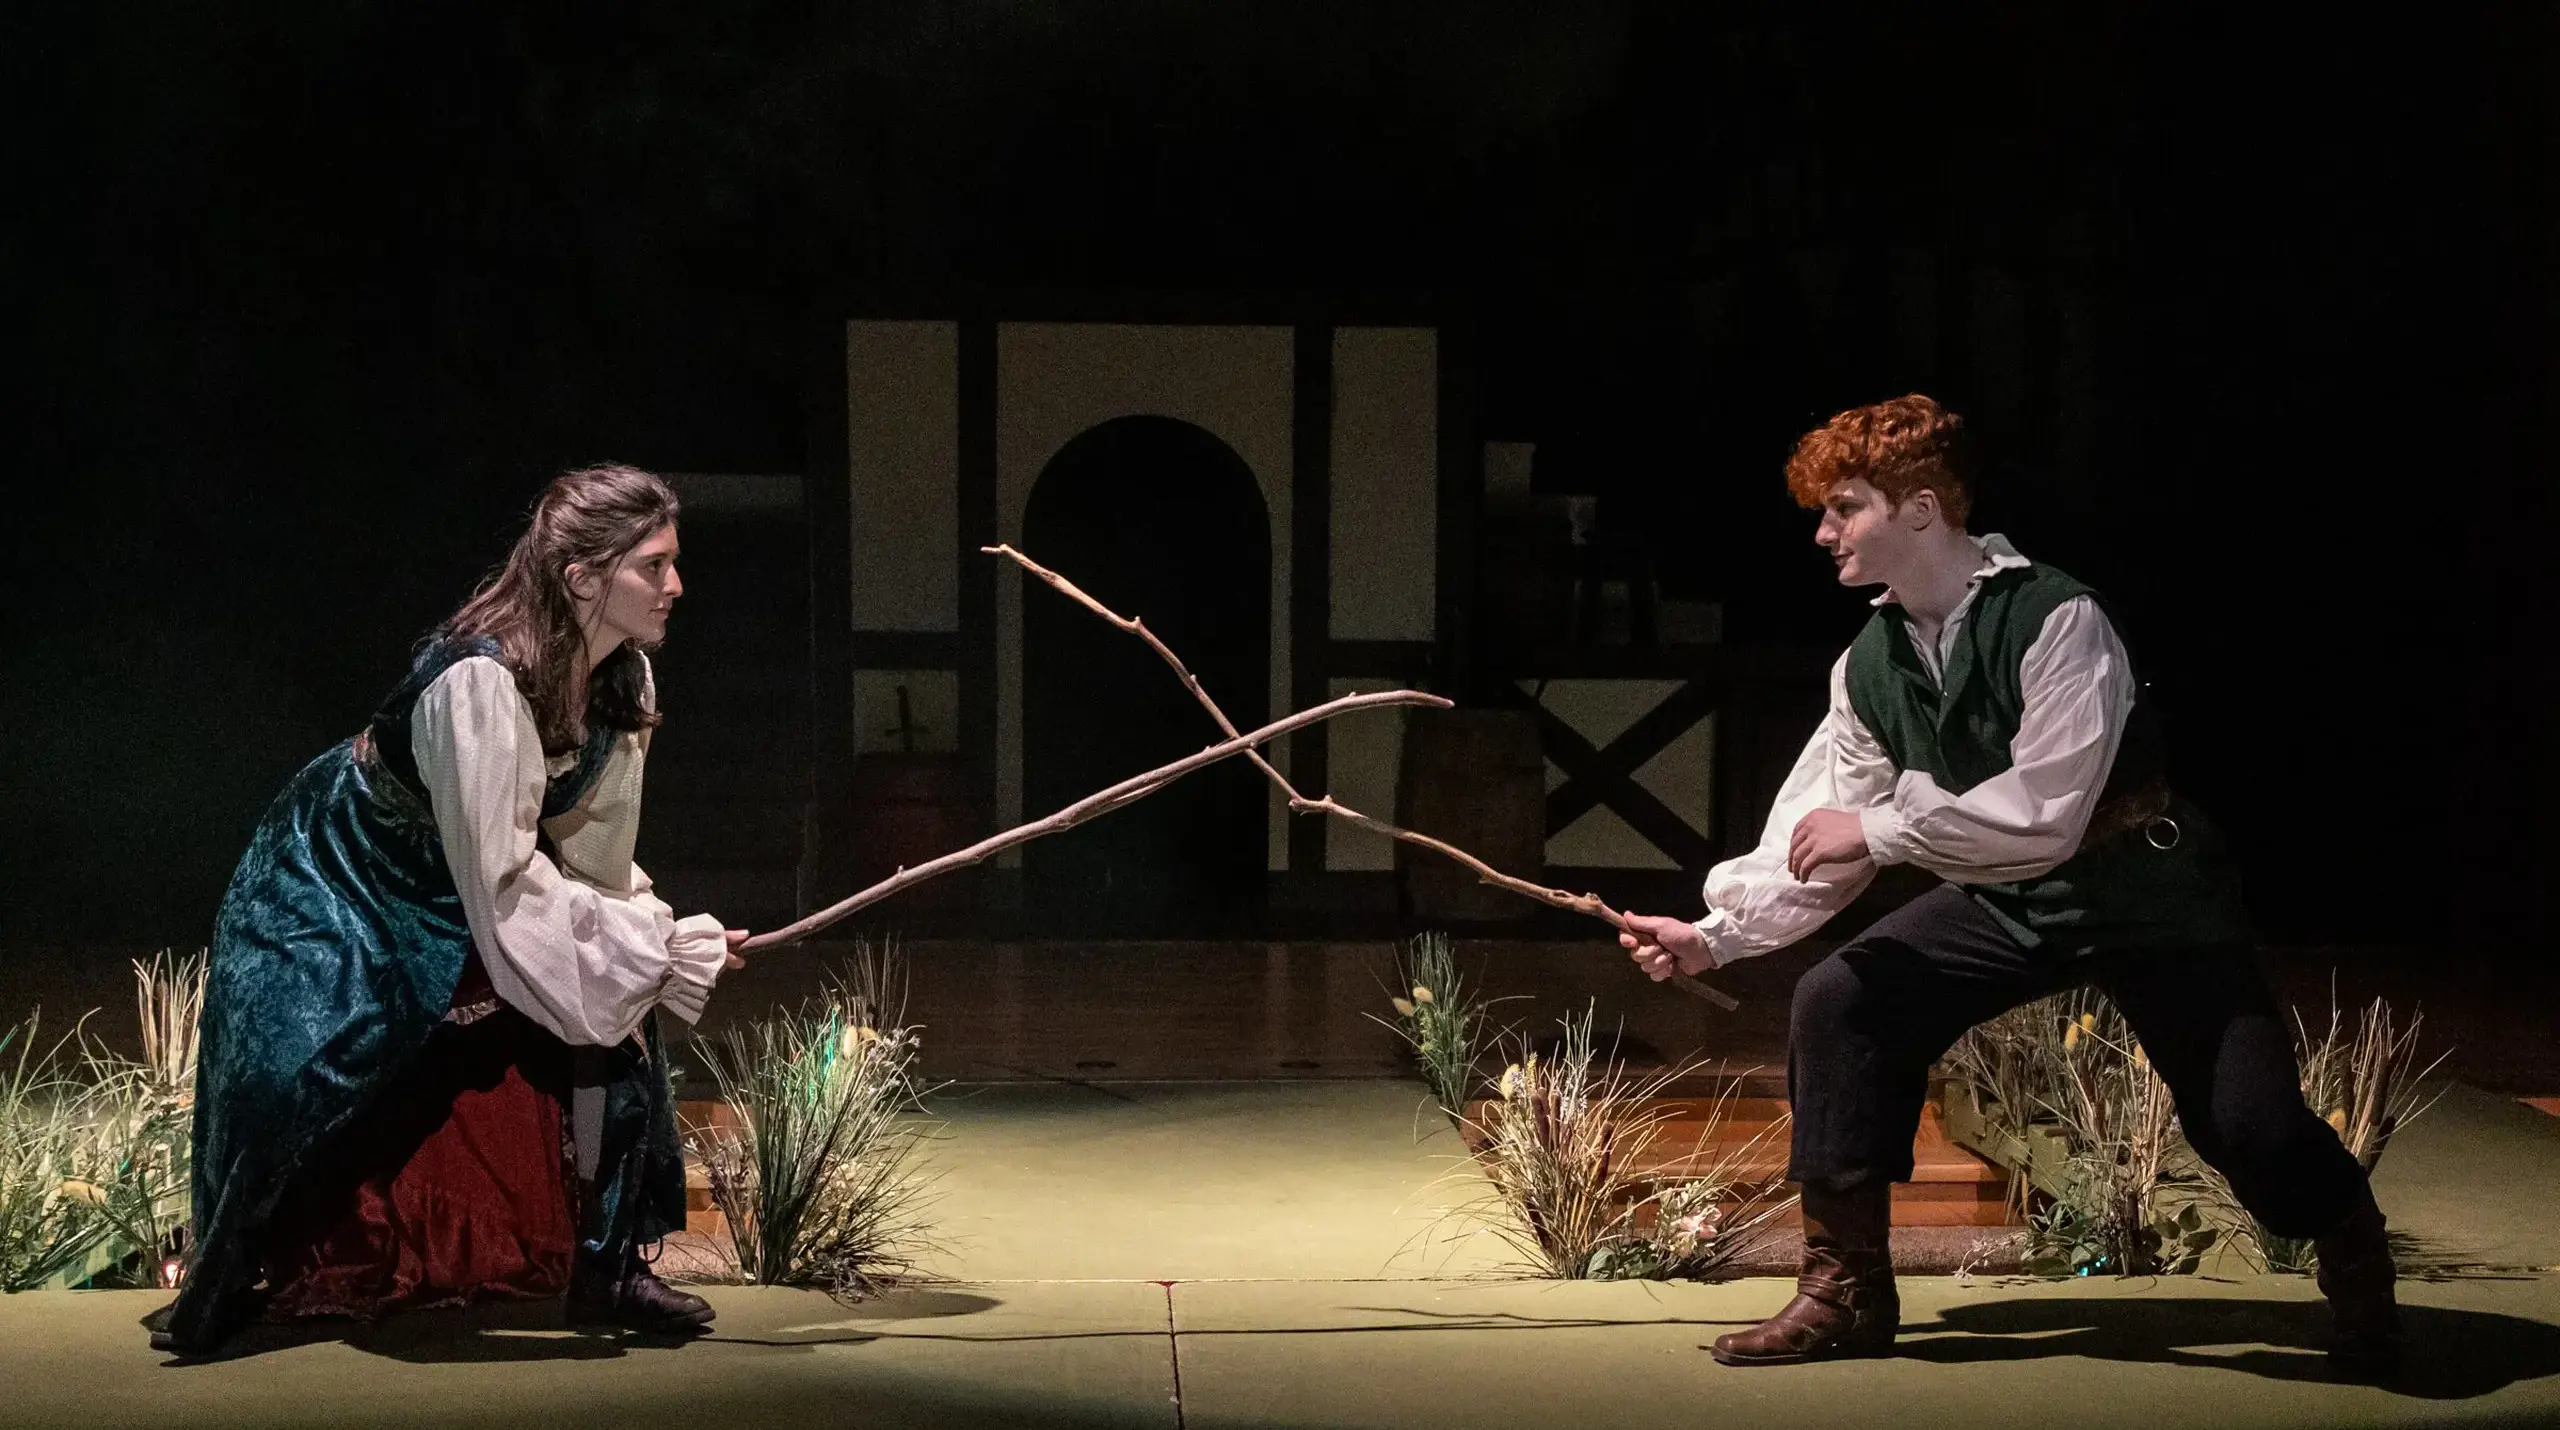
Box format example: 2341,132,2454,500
4,3,2549,950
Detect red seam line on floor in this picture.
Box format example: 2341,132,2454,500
1159,1279,1186,1429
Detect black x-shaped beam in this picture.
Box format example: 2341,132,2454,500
1489,677,1720,871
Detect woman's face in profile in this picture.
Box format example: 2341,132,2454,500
582,522,683,649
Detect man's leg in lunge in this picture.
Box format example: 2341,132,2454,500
1716,885,2063,1366
2103,950,2399,1373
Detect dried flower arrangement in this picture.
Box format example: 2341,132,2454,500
1941,983,2448,1279
0,1013,123,1292
0,951,207,1293
687,938,945,1298
2223,989,2448,1273
1372,931,1501,1120
87,951,204,1287
1455,1005,1795,1281
1586,1084,1799,1283
1942,992,2231,1277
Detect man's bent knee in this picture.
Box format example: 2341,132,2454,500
1790,952,1868,1037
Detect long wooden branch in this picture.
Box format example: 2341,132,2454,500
743,687,1449,950
990,543,1740,1012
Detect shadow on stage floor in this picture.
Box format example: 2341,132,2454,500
162,1286,1011,1366
163,1283,2560,1407
1900,1293,2560,1400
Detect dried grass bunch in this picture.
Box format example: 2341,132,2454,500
1374,932,1499,1119
1943,982,2448,1278
688,939,944,1298
1457,1006,1795,1280
0,951,208,1293
88,951,204,1285
1943,991,2227,1277
1589,1080,1798,1283
2229,989,2448,1273
2291,989,2447,1174
0,1014,124,1291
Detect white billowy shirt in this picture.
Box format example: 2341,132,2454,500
411,654,730,1046
1690,533,2139,968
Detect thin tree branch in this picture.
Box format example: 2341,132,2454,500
744,688,1449,950
990,543,1739,1012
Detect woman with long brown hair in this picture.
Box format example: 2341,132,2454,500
157,465,745,1354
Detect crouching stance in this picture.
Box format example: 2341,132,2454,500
157,466,745,1353
1621,397,2396,1375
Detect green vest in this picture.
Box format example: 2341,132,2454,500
1841,561,2248,952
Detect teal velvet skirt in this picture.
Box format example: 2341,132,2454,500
165,734,686,1351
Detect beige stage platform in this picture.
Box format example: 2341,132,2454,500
905,1079,1518,1281
15,1273,2560,1429
6,940,2557,1426
9,1073,2556,1429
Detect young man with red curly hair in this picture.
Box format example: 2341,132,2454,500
1619,395,2398,1376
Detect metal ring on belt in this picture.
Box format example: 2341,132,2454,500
2144,816,2182,851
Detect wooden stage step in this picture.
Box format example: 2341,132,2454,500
1458,1095,2019,1229
672,1092,2021,1238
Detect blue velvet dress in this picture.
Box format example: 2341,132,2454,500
163,637,690,1350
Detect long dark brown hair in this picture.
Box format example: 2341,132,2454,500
443,464,680,753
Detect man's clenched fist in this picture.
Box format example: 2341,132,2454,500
1620,912,1714,981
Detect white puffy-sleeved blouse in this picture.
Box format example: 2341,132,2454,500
409,653,729,1046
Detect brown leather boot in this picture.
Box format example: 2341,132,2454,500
568,1248,716,1334
2314,1183,2400,1378
1711,1180,1897,1366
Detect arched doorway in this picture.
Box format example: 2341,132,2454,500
1022,416,1272,935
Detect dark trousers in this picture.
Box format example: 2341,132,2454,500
1786,884,2367,1240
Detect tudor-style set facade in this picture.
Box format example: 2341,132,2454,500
784,303,1818,929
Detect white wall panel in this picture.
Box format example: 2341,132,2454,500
992,324,1295,868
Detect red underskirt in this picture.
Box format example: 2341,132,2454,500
261,968,576,1320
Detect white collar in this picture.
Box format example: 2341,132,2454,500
1870,532,2031,608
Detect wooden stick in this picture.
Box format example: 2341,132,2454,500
990,543,1740,1012
742,687,1449,951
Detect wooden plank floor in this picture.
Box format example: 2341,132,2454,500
5,938,2552,1094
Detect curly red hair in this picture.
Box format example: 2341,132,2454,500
1784,394,1974,528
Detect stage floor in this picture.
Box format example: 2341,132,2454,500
18,1269,2560,1428
12,1073,2560,1428
6,940,2557,1426
902,1079,1518,1282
